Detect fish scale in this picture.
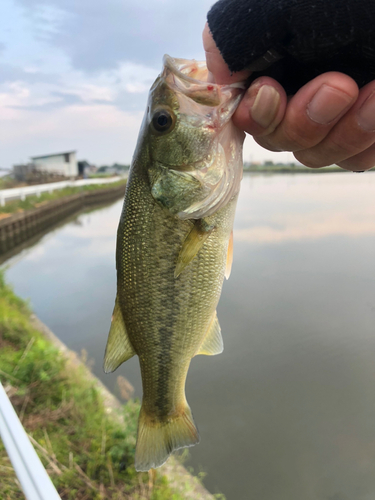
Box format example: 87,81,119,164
104,55,244,471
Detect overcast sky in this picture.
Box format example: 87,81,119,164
0,0,294,169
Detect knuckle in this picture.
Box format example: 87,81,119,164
253,135,284,153
294,151,330,168
327,133,363,157
295,130,373,169
338,157,375,171
254,119,281,137
277,122,318,151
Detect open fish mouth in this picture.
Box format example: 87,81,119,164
163,55,246,89
163,55,211,84
162,55,245,109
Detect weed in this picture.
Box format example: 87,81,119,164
0,273,214,499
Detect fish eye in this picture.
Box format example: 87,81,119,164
151,109,174,133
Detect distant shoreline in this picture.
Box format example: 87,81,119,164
243,164,374,174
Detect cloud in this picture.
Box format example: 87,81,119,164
0,97,144,166
0,58,156,110
0,0,299,169
14,0,213,72
8,91,86,111
0,63,59,84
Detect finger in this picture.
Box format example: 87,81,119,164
337,142,375,171
254,72,359,153
203,23,250,84
232,77,287,137
295,81,375,168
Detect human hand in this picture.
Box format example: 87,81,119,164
203,23,375,172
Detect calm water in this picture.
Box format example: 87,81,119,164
3,172,375,500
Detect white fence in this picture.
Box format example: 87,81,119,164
0,176,125,207
0,382,61,500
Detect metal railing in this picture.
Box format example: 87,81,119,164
0,381,61,500
0,176,125,206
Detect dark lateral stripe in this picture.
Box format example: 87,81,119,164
153,221,181,418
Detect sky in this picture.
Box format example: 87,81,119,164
0,0,294,169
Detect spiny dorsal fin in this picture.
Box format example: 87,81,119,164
225,230,233,280
175,219,214,278
103,297,135,373
196,311,223,356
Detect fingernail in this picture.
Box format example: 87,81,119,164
250,85,280,128
357,91,375,131
307,84,353,124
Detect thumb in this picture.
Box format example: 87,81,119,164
203,23,251,84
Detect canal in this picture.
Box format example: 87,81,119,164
3,172,375,500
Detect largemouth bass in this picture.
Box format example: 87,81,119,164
104,55,245,471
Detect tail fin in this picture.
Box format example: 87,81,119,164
135,403,199,471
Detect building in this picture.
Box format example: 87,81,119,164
31,151,78,177
13,163,36,182
77,160,97,177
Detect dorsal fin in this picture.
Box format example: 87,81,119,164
196,311,223,356
225,230,233,280
175,219,214,278
103,297,136,373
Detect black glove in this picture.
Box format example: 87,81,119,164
207,0,375,94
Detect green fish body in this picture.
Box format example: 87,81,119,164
104,56,244,471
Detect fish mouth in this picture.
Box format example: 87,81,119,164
163,55,210,86
161,55,245,119
163,55,246,89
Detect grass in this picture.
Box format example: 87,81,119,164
0,272,207,500
0,176,21,190
0,180,126,216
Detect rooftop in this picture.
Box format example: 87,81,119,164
31,151,76,160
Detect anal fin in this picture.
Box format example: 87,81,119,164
196,311,223,356
103,296,135,373
175,219,214,278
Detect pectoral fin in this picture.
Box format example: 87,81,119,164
225,230,233,280
175,219,214,278
103,297,135,373
196,312,223,356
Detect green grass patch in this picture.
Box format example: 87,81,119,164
0,272,200,499
0,180,126,216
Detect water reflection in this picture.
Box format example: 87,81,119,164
3,173,375,500
235,172,375,243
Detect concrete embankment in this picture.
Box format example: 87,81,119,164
0,184,126,254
